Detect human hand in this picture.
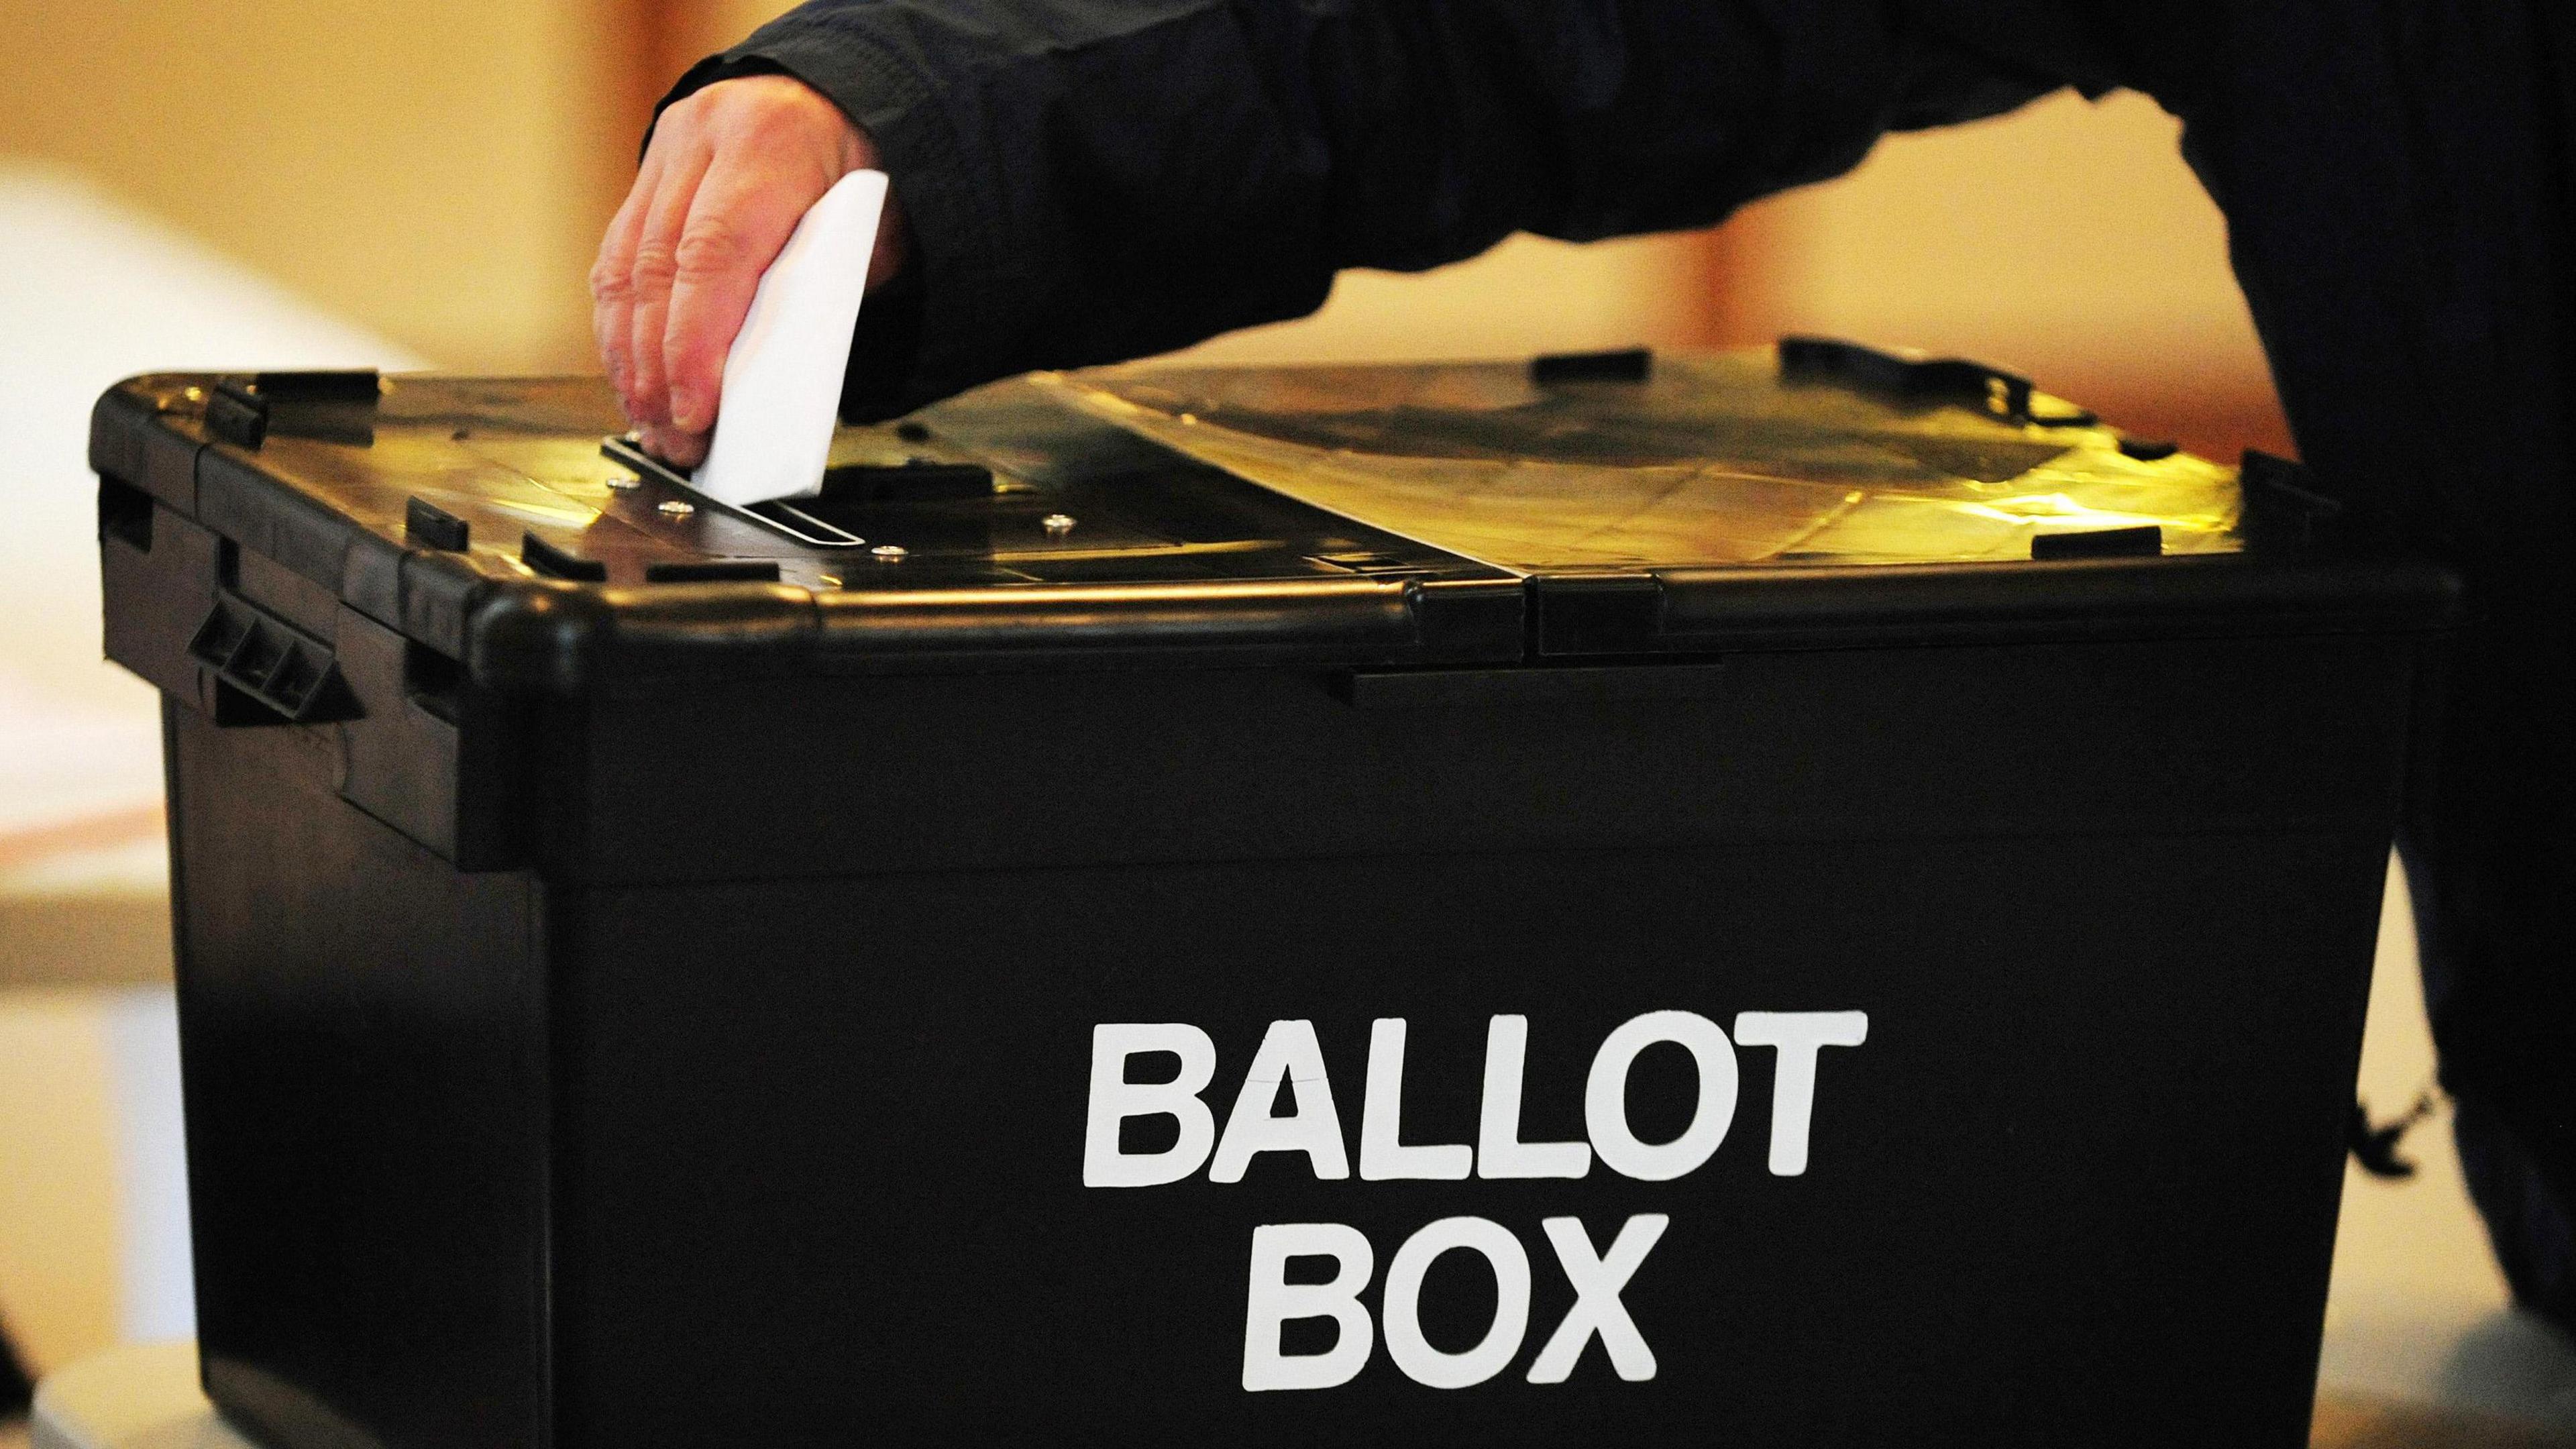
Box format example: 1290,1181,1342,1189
592,74,908,467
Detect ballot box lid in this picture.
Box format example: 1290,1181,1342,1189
90,342,2456,696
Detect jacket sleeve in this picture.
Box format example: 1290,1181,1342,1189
661,0,2075,414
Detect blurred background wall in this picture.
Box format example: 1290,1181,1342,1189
1,0,2293,1391
0,0,633,370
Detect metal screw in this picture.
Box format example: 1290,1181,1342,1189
622,430,643,444
871,544,908,561
604,474,639,490
657,499,694,517
1042,513,1076,536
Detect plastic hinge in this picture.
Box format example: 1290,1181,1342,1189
187,592,356,722
204,371,383,450
1530,572,1664,656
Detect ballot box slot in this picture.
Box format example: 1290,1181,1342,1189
744,498,869,548
603,435,871,548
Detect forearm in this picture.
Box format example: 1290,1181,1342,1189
667,0,2070,413
671,1,1363,412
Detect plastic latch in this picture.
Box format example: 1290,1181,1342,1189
406,497,470,551
2031,525,2163,560
205,380,269,449
1778,336,2094,427
643,559,783,583
186,592,356,722
521,531,608,582
204,371,382,450
816,460,995,500
1532,347,1652,384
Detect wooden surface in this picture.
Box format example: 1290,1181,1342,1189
2316,1393,2576,1448
0,896,171,991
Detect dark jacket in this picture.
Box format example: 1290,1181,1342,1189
665,0,2576,1326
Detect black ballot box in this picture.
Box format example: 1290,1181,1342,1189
92,343,2454,1448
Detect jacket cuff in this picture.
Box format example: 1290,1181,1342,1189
657,19,1021,415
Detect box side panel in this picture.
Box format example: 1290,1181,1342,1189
167,705,549,1449
551,826,2383,1448
559,632,2426,883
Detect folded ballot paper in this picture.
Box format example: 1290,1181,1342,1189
687,169,889,507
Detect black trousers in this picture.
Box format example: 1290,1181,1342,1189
2182,1,2576,1334
2408,612,2576,1329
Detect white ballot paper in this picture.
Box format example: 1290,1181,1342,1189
688,168,890,506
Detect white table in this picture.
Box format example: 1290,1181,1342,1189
0,160,423,965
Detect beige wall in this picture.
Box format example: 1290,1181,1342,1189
0,994,118,1375
1180,87,2284,458
1730,89,2291,459
1173,231,1724,365
0,0,639,370
652,0,804,76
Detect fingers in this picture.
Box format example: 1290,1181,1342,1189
637,423,708,468
661,158,816,436
589,148,662,418
624,140,714,431
590,75,885,464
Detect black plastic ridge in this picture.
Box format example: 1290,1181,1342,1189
89,370,2462,696
520,533,608,582
2032,525,2161,560
89,377,213,513
644,559,782,584
1620,555,2463,655
459,575,1496,694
